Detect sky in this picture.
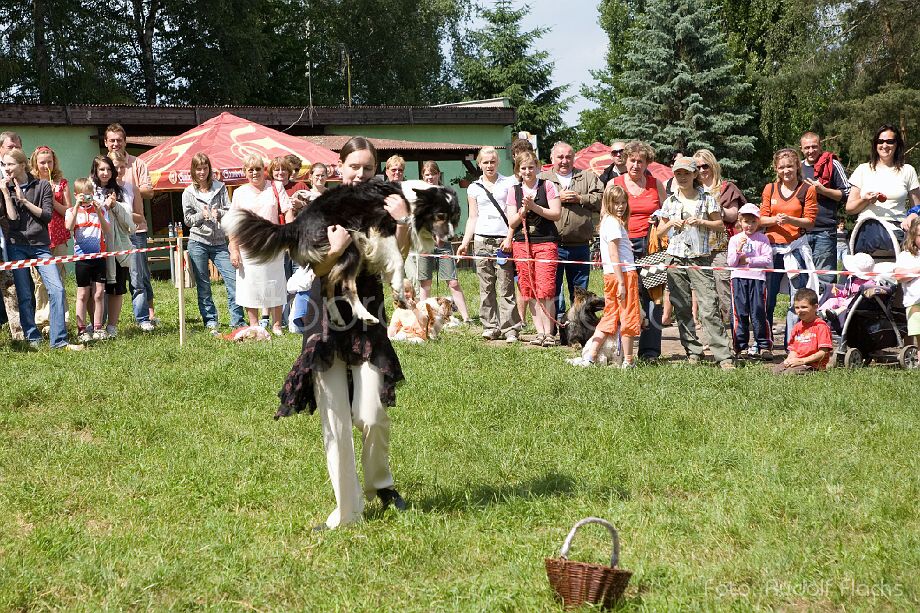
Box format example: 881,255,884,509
515,0,610,127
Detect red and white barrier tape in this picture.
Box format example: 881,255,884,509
0,245,175,271
407,251,917,279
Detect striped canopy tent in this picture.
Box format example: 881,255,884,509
139,112,339,191
573,142,674,183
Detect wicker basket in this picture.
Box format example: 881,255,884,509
545,517,632,610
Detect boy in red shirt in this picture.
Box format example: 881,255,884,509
772,288,834,374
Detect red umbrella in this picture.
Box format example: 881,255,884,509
573,142,674,183
139,112,339,191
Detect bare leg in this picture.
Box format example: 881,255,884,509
447,279,470,321
92,282,106,330
107,294,124,330
246,307,260,327
622,335,635,364
419,279,432,301
75,287,89,330
271,305,284,332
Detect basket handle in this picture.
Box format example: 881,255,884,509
558,517,621,568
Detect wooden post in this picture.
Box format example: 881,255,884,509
177,227,186,347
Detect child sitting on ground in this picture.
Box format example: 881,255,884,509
772,287,833,374
388,279,428,343
894,217,920,347
568,185,640,368
726,203,774,360
65,178,111,342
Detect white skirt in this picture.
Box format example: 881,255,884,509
235,249,287,308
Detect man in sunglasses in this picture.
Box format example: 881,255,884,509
599,141,628,188
800,132,849,289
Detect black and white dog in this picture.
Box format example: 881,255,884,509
223,180,459,326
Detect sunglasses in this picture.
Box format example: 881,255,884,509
698,163,711,170
876,138,897,145
611,149,624,155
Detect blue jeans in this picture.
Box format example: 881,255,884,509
630,236,662,358
187,240,245,328
8,244,68,347
129,232,154,323
766,250,808,348
807,230,837,291
554,244,591,314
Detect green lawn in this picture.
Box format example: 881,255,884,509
1,272,918,611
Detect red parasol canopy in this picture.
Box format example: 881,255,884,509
572,142,674,184
139,112,340,191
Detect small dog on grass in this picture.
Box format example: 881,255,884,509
224,180,459,327
417,296,457,340
559,287,619,365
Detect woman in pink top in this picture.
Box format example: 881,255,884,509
612,140,667,359
228,153,294,335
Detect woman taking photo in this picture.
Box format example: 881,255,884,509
501,150,562,347
693,148,744,327
183,152,245,334
458,146,520,342
611,141,667,359
228,154,293,336
1,148,74,349
760,148,818,345
274,137,410,531
416,160,470,322
846,124,920,254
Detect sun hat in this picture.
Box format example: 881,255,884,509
738,203,761,218
671,157,697,173
842,252,876,280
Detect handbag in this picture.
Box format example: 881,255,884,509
634,218,668,301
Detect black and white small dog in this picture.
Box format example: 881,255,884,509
560,287,619,364
223,179,459,326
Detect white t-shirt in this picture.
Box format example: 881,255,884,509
848,163,919,222
556,171,573,189
599,215,635,274
896,250,920,307
467,175,514,237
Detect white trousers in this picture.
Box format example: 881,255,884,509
314,358,394,528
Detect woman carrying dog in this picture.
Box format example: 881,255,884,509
278,137,410,531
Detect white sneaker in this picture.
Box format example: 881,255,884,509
621,360,636,370
505,330,518,343
566,356,595,367
139,321,155,332
77,331,92,343
92,330,107,341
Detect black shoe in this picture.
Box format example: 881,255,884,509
377,488,407,511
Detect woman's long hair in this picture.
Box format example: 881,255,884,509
870,124,905,171
91,155,122,200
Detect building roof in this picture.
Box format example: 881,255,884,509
0,103,515,134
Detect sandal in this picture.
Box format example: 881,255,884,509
529,334,544,346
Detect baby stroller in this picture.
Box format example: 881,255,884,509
830,281,917,369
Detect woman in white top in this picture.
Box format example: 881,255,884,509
457,146,521,342
846,124,920,254
228,153,293,335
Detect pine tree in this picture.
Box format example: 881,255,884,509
454,0,571,146
611,0,756,180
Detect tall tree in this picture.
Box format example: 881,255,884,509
611,0,756,180
453,0,571,145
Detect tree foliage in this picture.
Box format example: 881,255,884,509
453,0,571,146
609,0,756,180
0,0,469,107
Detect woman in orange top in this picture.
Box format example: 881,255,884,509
759,148,818,344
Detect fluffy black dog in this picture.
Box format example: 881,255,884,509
559,286,605,347
223,179,459,326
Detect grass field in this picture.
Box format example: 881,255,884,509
1,271,918,611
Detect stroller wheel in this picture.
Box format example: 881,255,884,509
898,345,919,370
844,347,867,368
